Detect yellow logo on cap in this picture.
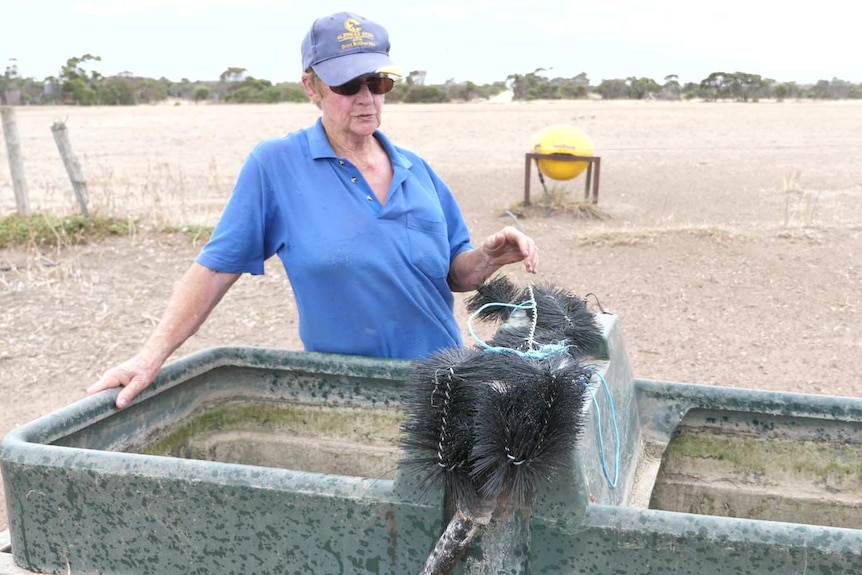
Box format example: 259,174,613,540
338,17,376,50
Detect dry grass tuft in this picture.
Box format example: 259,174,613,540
0,214,210,294
573,224,754,247
507,185,610,221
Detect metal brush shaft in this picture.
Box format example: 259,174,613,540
417,503,494,575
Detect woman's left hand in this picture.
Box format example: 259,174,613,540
481,226,539,274
448,226,539,292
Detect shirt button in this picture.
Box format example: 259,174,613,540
351,177,358,183
366,195,373,201
338,160,345,166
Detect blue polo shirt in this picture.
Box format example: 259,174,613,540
196,118,474,359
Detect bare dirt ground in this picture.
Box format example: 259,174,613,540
1,100,860,530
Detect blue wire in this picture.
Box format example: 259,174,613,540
585,369,621,489
467,301,533,350
468,301,570,359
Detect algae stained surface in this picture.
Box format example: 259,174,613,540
138,401,405,478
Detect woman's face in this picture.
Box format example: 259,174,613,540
304,72,387,142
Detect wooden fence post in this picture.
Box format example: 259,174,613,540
50,119,90,218
1,105,31,216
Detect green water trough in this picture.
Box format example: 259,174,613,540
1,314,860,574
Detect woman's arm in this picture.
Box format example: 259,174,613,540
448,226,539,292
86,262,241,408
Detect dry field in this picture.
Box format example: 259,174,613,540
1,99,861,530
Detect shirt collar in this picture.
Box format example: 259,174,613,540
307,117,413,171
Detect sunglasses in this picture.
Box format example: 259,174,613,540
330,76,395,96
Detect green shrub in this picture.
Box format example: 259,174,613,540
0,215,132,249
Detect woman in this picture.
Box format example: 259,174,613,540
87,11,539,409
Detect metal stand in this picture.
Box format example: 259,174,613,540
524,153,601,206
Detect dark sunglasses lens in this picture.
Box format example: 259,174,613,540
330,81,359,96
331,77,394,96
369,77,394,94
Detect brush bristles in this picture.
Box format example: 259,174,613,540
488,324,566,353
406,277,604,571
401,347,591,508
464,275,521,322
469,277,604,358
403,277,601,511
488,307,602,358
400,347,497,508
530,283,582,335
531,282,604,356
469,353,591,505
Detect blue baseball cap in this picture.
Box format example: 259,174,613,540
301,12,401,87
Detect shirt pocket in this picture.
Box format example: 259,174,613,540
406,214,449,280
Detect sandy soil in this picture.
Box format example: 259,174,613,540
1,100,860,530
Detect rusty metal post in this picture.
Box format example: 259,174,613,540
591,157,601,204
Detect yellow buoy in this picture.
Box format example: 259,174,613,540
530,125,595,181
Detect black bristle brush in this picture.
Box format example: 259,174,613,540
531,282,604,357
403,349,593,574
488,283,604,358
400,346,488,508
469,351,592,506
405,277,603,574
464,275,522,323
401,347,501,574
469,276,604,359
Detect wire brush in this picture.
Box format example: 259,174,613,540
469,351,592,505
400,347,496,511
464,275,522,323
403,349,593,574
467,276,604,358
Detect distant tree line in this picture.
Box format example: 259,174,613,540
2,55,861,106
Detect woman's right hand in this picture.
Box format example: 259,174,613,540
85,263,242,410
86,352,163,409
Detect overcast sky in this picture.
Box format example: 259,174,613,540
2,0,859,86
